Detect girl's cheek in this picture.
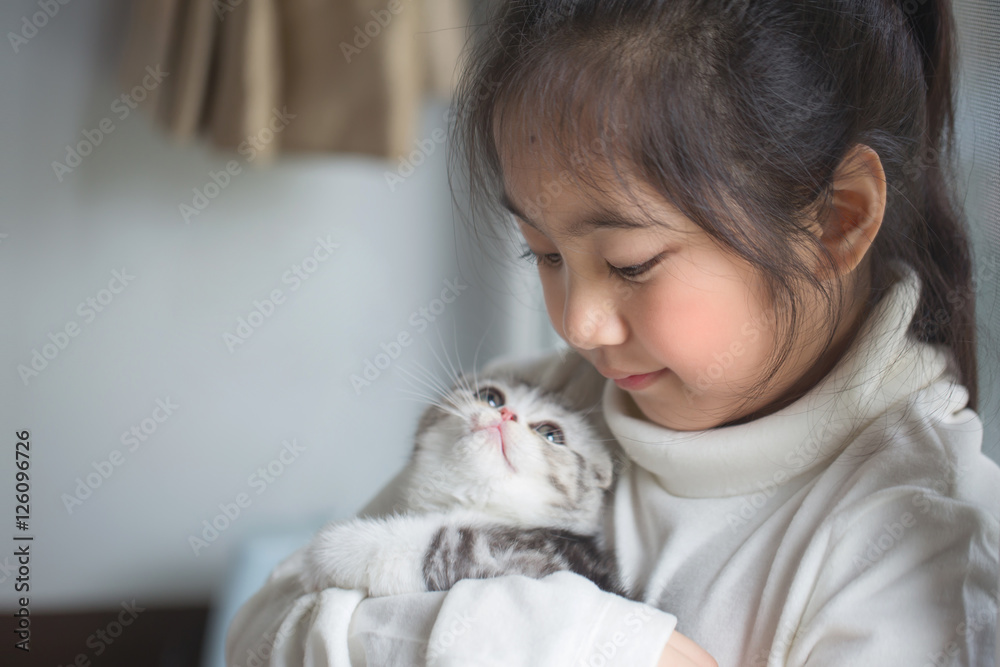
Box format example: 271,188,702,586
644,289,758,382
641,283,724,349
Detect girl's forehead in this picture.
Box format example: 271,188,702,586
499,139,628,205
498,124,620,179
494,96,628,175
494,108,699,237
500,150,692,238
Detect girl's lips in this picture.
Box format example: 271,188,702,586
613,369,667,391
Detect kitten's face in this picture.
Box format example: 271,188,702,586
405,374,615,532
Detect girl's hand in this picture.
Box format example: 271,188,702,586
658,630,718,667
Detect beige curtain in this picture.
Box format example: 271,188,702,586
117,0,469,164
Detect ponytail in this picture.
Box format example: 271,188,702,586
877,0,979,409
900,0,956,150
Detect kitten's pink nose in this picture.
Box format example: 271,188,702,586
499,407,517,422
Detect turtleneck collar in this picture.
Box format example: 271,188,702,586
602,260,969,498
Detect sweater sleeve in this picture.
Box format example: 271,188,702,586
226,550,678,667
224,548,366,666
780,488,1000,666
351,571,677,666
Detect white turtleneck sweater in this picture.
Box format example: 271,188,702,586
226,262,1000,667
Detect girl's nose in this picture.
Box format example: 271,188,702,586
499,406,517,422
563,279,628,350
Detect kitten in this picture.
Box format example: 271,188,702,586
298,371,632,599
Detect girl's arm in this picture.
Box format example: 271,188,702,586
227,561,682,666
353,570,680,665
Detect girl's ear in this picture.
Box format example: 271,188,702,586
810,143,887,280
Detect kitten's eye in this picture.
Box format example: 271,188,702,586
475,386,505,408
532,422,565,446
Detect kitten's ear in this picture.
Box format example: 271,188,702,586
594,457,614,490
595,450,628,490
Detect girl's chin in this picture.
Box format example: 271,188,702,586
627,382,726,431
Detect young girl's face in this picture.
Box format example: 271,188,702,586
501,141,846,431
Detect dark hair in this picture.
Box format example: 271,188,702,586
449,0,979,416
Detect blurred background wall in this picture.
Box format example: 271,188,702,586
0,0,996,664
0,0,555,653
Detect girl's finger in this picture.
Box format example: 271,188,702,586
666,630,718,667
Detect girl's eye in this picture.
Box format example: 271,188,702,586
532,421,565,445
607,253,666,281
519,246,562,268
475,386,505,408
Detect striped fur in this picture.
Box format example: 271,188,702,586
422,523,629,597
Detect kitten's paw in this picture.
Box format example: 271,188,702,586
298,521,374,594
297,515,435,597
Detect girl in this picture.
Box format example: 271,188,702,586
227,0,1000,664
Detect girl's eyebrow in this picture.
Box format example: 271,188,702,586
499,190,542,229
500,190,656,237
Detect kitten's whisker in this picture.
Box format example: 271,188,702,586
400,358,450,390
396,365,451,401
428,328,466,395
396,394,465,419
449,318,473,397
393,384,453,407
394,393,445,408
392,380,465,415
393,386,441,404
470,327,492,395
407,360,454,396
404,362,451,395
394,365,440,394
